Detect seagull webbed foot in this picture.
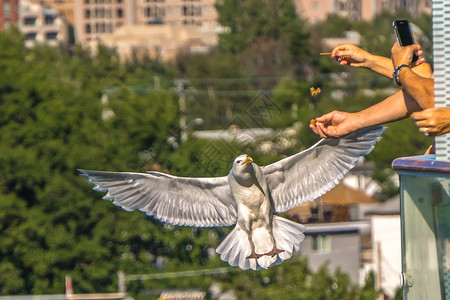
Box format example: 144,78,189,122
246,251,263,259
265,247,285,257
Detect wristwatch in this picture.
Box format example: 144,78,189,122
393,64,410,86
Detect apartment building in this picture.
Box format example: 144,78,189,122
18,0,69,47
0,0,19,30
38,0,75,25
294,0,432,23
99,23,218,61
74,0,219,43
135,0,218,29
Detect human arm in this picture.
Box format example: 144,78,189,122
411,108,450,136
331,44,394,77
331,44,431,78
310,90,422,138
391,42,435,109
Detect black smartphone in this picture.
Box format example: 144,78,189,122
393,19,418,62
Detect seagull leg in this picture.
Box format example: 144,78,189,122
264,226,284,257
245,234,263,259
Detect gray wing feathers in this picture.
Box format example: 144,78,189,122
263,126,386,212
79,170,237,227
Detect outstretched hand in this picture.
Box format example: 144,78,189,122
331,44,372,67
310,111,358,138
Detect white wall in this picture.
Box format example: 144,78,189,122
371,215,401,298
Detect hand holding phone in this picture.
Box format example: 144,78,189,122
393,20,419,63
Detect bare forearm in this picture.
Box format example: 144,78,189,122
310,90,423,138
365,56,432,79
351,90,422,129
365,55,393,78
398,68,434,109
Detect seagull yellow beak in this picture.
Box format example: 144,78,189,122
244,156,253,164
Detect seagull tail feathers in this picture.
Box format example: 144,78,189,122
216,216,305,271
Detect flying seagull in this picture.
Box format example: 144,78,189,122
79,126,385,270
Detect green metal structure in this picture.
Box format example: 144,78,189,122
393,156,450,299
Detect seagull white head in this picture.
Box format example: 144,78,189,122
233,154,253,166
231,154,254,185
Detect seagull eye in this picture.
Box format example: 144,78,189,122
236,160,241,164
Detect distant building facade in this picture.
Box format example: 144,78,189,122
74,0,219,43
18,0,69,47
294,0,431,23
0,0,19,30
38,0,75,26
134,0,218,29
301,221,371,283
99,24,218,61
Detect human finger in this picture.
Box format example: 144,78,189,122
319,122,340,138
331,45,350,57
315,112,335,123
414,119,432,128
309,123,320,135
419,126,435,136
316,122,329,138
411,57,425,68
410,111,427,121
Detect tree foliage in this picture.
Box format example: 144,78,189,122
215,0,311,77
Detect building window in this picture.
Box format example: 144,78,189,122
85,24,91,33
337,1,346,10
117,8,123,18
95,22,107,33
95,8,106,18
183,6,189,16
312,235,330,253
84,0,90,3
45,15,55,25
182,5,201,16
85,9,91,18
25,32,37,40
3,2,10,17
24,17,36,26
46,32,58,40
145,7,153,17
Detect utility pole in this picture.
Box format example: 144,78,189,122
153,76,160,90
175,79,189,141
377,241,382,292
118,271,126,293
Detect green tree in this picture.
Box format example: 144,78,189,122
215,0,311,77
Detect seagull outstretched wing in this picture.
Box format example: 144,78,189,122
79,170,237,227
262,126,386,213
